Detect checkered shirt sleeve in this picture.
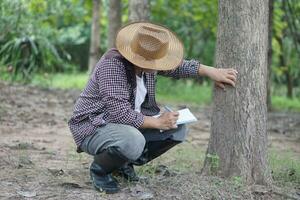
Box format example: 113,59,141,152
158,59,200,78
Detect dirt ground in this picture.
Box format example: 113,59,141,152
0,81,299,200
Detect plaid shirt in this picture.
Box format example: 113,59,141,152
68,48,200,150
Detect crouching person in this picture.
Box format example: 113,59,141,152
68,22,237,193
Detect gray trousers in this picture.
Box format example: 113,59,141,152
80,123,188,164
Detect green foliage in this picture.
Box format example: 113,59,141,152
1,0,300,100
272,0,300,95
0,0,90,81
0,1,57,81
151,0,218,65
0,35,63,82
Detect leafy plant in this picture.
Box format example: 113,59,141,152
0,35,63,82
0,0,90,82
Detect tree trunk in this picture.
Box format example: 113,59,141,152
286,70,293,98
108,0,122,49
202,0,272,185
128,0,150,22
276,35,292,98
267,0,274,111
88,0,101,73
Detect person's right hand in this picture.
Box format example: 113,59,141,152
157,112,179,130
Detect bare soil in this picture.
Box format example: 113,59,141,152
0,81,299,200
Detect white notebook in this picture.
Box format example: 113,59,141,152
176,108,198,125
153,108,198,125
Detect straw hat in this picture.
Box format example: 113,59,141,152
115,22,184,70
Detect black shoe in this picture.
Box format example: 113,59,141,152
90,147,129,193
90,162,120,194
117,163,140,182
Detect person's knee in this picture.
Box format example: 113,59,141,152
117,126,146,161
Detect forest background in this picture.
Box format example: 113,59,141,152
0,0,299,111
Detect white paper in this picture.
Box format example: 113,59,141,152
153,108,197,125
176,108,197,125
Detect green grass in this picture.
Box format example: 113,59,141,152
268,148,300,186
136,144,300,186
31,73,88,89
156,77,212,105
136,143,206,178
1,72,300,111
272,96,300,112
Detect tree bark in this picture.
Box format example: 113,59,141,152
202,0,272,185
108,0,122,49
128,0,150,22
88,0,101,73
267,0,274,111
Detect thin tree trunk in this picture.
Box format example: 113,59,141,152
108,0,122,49
88,0,101,73
280,0,294,98
267,0,274,111
286,70,293,98
128,0,150,22
202,0,272,185
276,35,292,98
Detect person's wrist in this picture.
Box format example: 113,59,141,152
154,117,162,129
198,65,210,77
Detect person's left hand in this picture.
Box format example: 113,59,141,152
204,67,238,90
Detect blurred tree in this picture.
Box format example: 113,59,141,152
267,0,274,110
282,0,300,98
108,0,122,49
202,0,272,185
88,0,101,73
151,0,217,64
272,0,300,98
129,0,150,22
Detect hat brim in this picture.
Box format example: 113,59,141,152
116,22,184,71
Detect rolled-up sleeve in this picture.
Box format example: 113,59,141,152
95,58,144,128
157,59,200,79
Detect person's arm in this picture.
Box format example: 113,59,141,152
157,59,200,79
159,59,238,89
